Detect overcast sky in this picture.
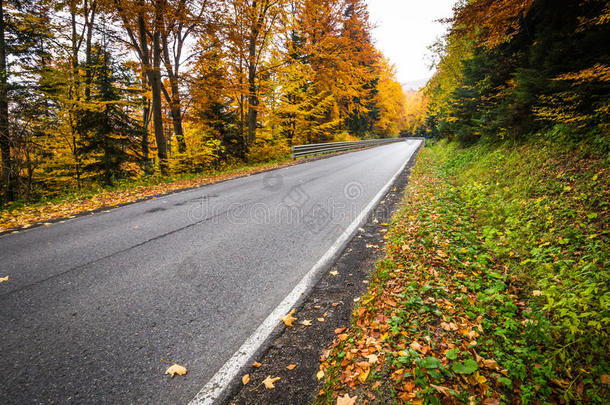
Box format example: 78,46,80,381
366,0,456,85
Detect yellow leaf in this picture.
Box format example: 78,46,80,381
300,320,312,326
0,275,9,283
242,374,250,385
252,361,262,368
317,369,325,380
262,375,280,389
317,317,325,322
362,295,375,305
336,393,357,405
286,364,297,370
165,363,187,378
359,367,370,382
280,309,297,327
329,270,339,276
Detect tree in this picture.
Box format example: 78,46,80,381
78,40,142,185
224,0,286,147
107,0,169,173
0,0,11,203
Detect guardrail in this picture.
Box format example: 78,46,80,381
291,138,406,159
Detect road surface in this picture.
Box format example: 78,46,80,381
0,139,421,404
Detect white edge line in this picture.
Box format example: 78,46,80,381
189,139,422,405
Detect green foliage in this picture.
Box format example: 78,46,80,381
451,359,478,375
430,135,609,402
424,0,610,143
77,46,143,185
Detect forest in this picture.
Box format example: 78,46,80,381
0,0,407,205
411,0,609,147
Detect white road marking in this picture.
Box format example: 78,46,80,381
189,140,422,405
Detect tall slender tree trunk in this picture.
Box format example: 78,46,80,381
168,81,185,153
247,18,258,146
0,0,12,203
135,6,152,173
69,5,82,189
151,0,168,174
84,1,96,102
141,76,151,173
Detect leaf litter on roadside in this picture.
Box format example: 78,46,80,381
314,150,563,404
280,309,297,326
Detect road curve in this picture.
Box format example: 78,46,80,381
0,139,422,404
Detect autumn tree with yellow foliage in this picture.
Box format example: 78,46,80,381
0,0,409,204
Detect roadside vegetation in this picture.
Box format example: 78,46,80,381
316,0,609,403
316,137,608,404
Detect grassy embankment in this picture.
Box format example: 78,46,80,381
316,137,609,404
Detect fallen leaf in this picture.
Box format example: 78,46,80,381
0,275,9,283
359,367,370,382
483,359,499,369
280,309,297,327
252,361,262,368
410,341,422,352
317,369,325,380
262,376,280,389
331,302,340,307
300,320,312,326
335,327,346,334
482,399,500,405
601,374,610,384
336,393,357,405
430,384,451,396
366,354,378,364
286,364,297,370
329,270,339,276
532,290,543,296
317,317,325,322
242,374,250,385
165,364,187,378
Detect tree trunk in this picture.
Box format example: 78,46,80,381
151,0,168,174
141,78,151,173
0,0,14,203
247,16,258,146
135,7,152,173
168,82,185,153
84,1,96,101
161,35,186,153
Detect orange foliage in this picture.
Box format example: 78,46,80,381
452,0,534,48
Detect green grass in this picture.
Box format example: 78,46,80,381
434,137,609,356
316,133,609,404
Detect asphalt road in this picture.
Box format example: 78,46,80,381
0,139,422,404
